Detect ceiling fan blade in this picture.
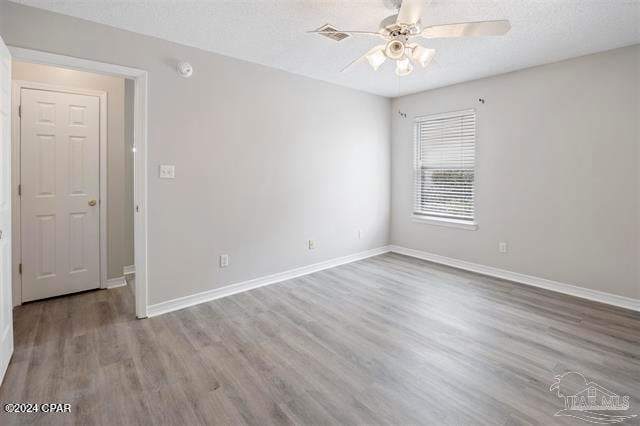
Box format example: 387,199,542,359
409,44,436,68
422,20,511,38
341,45,386,73
308,30,385,39
396,0,424,25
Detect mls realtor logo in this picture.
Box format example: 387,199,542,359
550,372,637,424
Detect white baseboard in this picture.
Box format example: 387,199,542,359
389,245,640,312
147,246,391,317
146,243,639,318
123,265,135,276
106,276,127,289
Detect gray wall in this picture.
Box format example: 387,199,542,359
0,0,391,305
2,0,636,305
12,60,134,279
391,45,640,299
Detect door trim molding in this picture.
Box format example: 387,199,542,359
12,80,108,305
9,47,149,319
0,325,12,388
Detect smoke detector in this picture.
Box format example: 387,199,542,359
177,62,193,78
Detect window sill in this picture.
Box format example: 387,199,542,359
411,214,478,231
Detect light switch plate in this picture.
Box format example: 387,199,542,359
159,165,175,179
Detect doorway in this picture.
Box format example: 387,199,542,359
8,47,148,319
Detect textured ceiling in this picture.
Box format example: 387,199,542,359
10,0,640,97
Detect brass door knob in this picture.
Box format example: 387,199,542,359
88,200,97,207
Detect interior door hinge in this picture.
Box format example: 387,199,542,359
18,184,21,196
19,263,22,275
18,105,21,118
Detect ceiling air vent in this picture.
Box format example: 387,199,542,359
316,24,350,42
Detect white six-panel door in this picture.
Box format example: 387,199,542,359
20,88,100,302
0,36,13,386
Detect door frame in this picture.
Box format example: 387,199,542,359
9,47,149,319
12,81,108,303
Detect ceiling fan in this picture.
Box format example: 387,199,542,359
309,0,511,76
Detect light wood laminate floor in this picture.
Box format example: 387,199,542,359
1,253,639,425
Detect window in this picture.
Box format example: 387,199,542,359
414,109,476,227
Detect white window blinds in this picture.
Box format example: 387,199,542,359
414,109,476,222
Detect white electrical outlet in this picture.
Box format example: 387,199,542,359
358,229,363,239
308,240,315,250
219,254,229,268
499,242,508,253
159,164,175,179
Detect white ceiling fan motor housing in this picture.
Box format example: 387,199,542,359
385,40,406,60
380,14,422,35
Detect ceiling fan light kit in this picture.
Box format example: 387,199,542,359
395,58,413,76
310,0,511,77
411,44,435,68
366,48,387,71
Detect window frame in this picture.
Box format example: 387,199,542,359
412,108,478,231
